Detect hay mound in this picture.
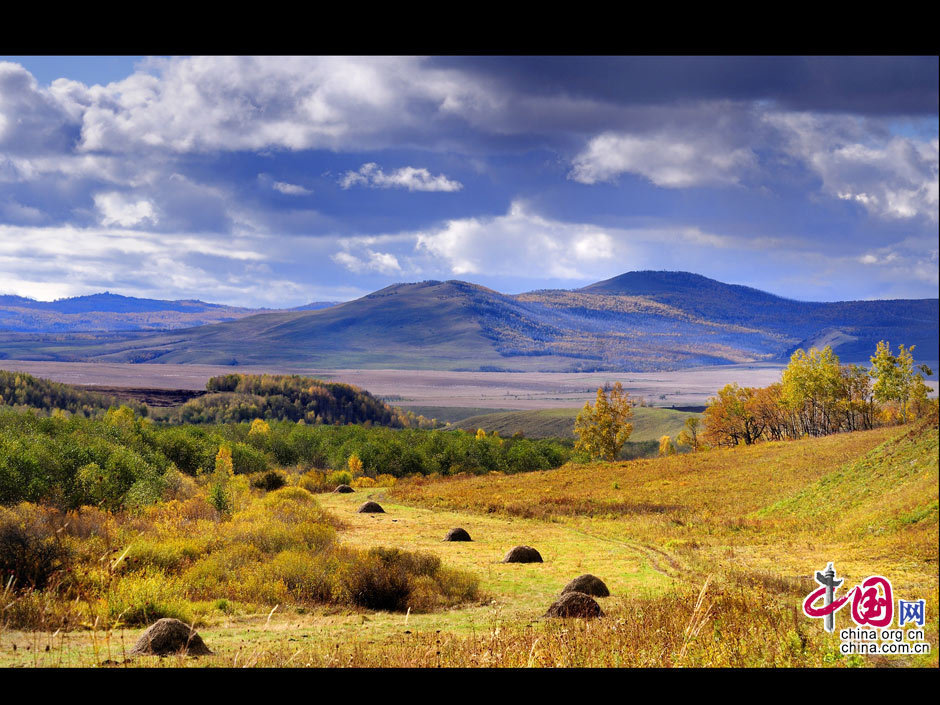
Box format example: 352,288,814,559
503,545,542,563
129,618,212,657
544,591,604,619
334,484,354,493
561,574,610,597
357,501,385,513
444,527,472,542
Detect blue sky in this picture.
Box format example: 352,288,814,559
0,56,937,306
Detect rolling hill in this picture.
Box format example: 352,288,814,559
0,272,935,372
0,292,340,332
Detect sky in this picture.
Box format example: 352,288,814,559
0,55,937,307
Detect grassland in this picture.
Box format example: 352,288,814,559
453,405,699,441
1,420,935,667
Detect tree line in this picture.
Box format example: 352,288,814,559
701,341,935,448
178,373,439,428
0,406,570,510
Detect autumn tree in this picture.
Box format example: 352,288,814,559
839,363,876,432
574,382,634,461
702,383,765,447
676,416,702,451
658,435,676,456
870,341,934,423
209,445,235,517
781,347,844,437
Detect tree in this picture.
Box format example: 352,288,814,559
870,341,933,423
347,453,363,476
676,416,702,451
574,382,634,461
658,435,676,456
781,347,843,437
702,383,765,447
209,445,235,517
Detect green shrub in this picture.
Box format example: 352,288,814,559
326,470,352,487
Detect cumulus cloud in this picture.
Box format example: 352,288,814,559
332,248,403,275
42,56,495,154
339,163,463,192
765,112,939,221
0,62,77,155
569,132,757,188
412,202,625,279
94,192,157,227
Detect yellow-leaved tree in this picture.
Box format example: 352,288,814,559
658,435,676,456
574,382,634,461
209,445,235,517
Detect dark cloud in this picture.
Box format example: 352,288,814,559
427,56,939,116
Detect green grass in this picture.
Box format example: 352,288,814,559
453,405,700,442
398,406,515,424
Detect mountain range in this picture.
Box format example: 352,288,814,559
0,272,935,372
0,293,339,332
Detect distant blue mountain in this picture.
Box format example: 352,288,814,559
0,272,935,371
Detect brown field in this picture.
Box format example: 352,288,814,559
0,359,801,409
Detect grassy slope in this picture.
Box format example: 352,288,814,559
454,406,699,441
2,423,936,667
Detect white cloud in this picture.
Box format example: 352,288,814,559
43,56,492,154
272,181,312,196
413,201,626,279
94,192,157,227
332,248,403,274
339,162,462,192
569,131,757,187
765,112,939,221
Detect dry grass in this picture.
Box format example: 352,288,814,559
1,422,936,668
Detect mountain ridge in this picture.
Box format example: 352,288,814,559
0,271,935,372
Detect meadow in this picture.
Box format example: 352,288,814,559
2,419,935,668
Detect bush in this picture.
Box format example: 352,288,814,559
232,442,269,475
326,470,352,487
107,569,193,626
297,470,328,493
251,470,287,492
340,550,413,611
0,515,69,591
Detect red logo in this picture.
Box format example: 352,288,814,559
803,565,894,630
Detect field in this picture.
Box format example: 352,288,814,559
2,420,935,668
454,406,700,441
0,360,795,407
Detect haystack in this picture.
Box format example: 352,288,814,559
357,501,385,513
444,527,472,542
544,591,604,619
561,574,610,597
333,484,354,493
129,618,212,656
503,545,542,563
